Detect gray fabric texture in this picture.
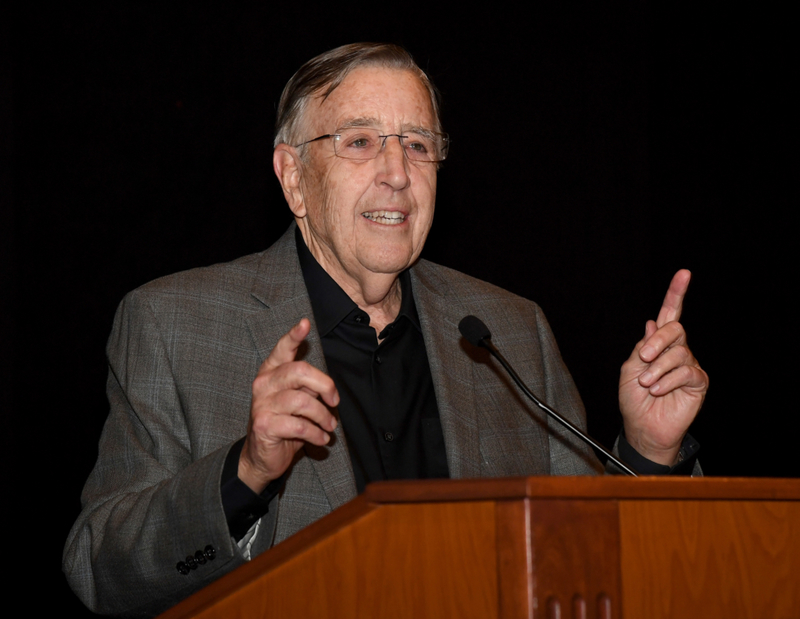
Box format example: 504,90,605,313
63,225,600,617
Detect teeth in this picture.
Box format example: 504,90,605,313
362,210,406,225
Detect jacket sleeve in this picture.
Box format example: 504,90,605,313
526,303,605,476
62,289,278,617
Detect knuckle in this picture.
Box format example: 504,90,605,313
690,364,708,382
251,372,273,395
282,389,320,420
669,345,692,364
288,360,311,378
668,321,686,338
249,411,276,436
291,417,309,438
295,395,314,416
278,361,315,388
283,388,308,411
249,394,272,418
664,364,692,388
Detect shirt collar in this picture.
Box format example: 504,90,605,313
295,227,421,337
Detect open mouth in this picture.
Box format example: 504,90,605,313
362,210,406,225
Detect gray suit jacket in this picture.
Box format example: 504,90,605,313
63,225,600,617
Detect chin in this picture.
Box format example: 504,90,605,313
361,247,418,275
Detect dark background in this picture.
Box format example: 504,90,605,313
5,3,793,615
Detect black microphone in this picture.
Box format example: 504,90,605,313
458,315,638,477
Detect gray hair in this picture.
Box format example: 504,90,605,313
274,43,442,148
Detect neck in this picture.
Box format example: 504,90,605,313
327,262,403,337
300,226,404,335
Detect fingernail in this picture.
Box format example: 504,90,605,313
650,383,661,394
331,417,338,431
641,371,653,384
641,346,655,359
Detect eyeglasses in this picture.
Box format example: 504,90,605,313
296,127,449,163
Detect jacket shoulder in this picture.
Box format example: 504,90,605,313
129,251,266,301
121,225,300,312
413,259,543,311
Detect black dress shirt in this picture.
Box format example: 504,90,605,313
295,228,450,493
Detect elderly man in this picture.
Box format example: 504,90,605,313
64,43,707,616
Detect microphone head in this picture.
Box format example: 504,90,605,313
459,315,492,348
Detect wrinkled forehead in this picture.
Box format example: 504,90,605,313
304,67,438,136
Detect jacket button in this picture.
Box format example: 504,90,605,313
204,545,216,560
194,550,207,565
176,561,190,575
185,555,198,570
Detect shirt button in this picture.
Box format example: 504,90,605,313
374,355,382,364
355,316,363,323
384,432,394,442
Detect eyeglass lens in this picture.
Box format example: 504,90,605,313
333,128,446,162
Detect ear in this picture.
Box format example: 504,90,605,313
273,144,306,218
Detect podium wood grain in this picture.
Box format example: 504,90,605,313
159,477,800,619
620,500,800,618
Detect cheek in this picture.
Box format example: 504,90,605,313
303,164,343,226
414,176,437,228
415,165,437,197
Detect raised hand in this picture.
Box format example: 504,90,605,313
238,319,339,493
618,270,708,465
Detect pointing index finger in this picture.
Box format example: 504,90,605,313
265,318,312,369
656,269,691,328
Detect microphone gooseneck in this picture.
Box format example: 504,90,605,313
458,315,638,477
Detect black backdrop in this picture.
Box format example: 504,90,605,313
6,3,793,615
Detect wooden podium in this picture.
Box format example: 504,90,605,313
160,477,800,619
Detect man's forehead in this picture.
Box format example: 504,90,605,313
307,67,435,132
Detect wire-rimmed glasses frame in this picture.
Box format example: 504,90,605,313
295,127,449,163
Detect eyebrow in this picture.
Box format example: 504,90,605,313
337,117,381,130
337,117,436,138
404,126,436,140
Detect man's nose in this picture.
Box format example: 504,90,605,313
377,135,411,189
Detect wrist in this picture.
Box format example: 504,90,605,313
617,431,700,476
237,443,276,494
623,429,682,466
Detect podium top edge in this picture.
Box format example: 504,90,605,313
363,476,800,503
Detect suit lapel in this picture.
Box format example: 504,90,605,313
411,262,482,480
245,226,357,511
242,231,482,502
